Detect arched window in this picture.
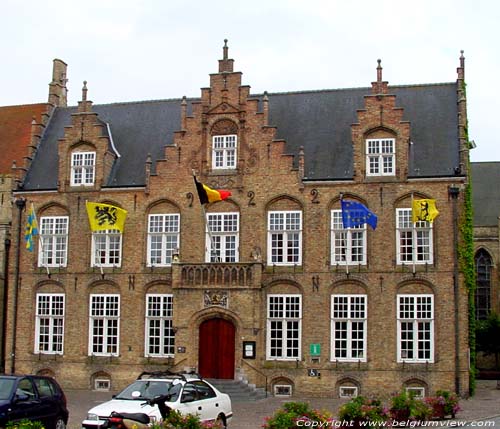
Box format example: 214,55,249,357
475,249,492,320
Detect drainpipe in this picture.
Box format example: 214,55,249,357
449,185,461,394
10,198,26,374
1,236,11,373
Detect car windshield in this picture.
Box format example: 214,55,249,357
115,380,173,400
0,378,16,400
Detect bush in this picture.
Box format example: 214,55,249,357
6,421,45,429
389,391,432,421
338,396,388,423
425,390,461,419
151,410,224,429
262,401,334,429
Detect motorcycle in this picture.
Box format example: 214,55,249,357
104,393,172,429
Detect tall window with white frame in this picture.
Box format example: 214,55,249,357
366,138,395,176
212,135,237,169
397,294,434,362
266,294,302,360
35,293,65,354
331,210,366,265
396,208,433,265
268,211,302,266
331,295,367,361
147,214,180,266
71,151,96,186
89,294,120,356
92,229,122,267
145,294,175,357
206,212,239,262
38,216,69,268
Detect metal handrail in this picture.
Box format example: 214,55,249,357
242,359,268,398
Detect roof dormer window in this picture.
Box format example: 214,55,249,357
366,138,395,176
71,151,96,186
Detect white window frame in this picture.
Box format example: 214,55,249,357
273,384,293,397
94,379,111,391
145,294,175,357
406,387,425,399
205,212,239,262
397,294,434,363
366,138,395,176
71,151,96,186
396,208,433,265
147,214,180,267
38,216,69,268
212,135,237,169
35,293,65,355
331,210,367,265
266,294,302,360
331,295,367,362
339,386,359,398
89,294,120,356
91,229,122,267
267,211,302,266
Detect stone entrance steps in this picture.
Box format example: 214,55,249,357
206,378,267,401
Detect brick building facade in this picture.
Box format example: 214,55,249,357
4,43,471,397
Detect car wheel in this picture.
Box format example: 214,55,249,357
215,414,226,428
54,416,66,429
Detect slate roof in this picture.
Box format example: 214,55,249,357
471,162,500,227
21,83,460,190
0,103,48,174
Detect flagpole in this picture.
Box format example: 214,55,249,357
202,205,221,263
411,193,416,274
32,204,50,276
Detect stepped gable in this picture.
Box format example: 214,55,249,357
22,83,459,190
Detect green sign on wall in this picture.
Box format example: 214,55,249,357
310,343,321,356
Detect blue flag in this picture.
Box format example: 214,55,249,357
341,200,378,230
24,204,39,252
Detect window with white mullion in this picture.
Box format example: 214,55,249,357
366,138,395,176
205,212,239,262
396,208,433,265
35,294,65,354
71,151,95,186
331,210,366,265
145,294,175,357
331,295,367,361
147,214,180,266
268,211,302,266
89,294,120,356
397,294,434,363
266,295,302,360
212,135,237,169
92,229,122,267
38,216,69,267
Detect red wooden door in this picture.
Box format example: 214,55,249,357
198,318,235,379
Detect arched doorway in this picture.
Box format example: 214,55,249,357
198,318,235,379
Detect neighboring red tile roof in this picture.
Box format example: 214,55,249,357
0,103,48,174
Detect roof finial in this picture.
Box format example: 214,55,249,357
82,81,88,102
223,39,228,60
460,50,465,69
377,59,382,83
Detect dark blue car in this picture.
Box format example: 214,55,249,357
0,375,69,429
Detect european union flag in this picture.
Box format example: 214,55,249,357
341,200,378,230
24,204,39,252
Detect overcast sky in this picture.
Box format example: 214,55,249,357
2,0,497,163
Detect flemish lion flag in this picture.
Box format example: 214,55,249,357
24,203,39,252
86,202,128,232
412,199,439,223
194,177,232,204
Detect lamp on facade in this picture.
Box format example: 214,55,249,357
172,249,180,263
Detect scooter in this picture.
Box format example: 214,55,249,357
104,394,172,429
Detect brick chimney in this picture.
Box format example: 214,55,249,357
48,58,68,107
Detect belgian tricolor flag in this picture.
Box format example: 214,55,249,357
194,176,232,204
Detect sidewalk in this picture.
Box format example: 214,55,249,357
66,380,500,429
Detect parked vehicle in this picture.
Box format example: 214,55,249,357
0,374,69,429
82,371,232,428
103,393,175,429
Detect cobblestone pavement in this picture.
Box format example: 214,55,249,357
66,380,500,429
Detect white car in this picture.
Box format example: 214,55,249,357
81,372,232,428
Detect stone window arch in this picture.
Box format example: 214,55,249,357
475,249,492,320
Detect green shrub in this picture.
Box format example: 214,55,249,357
262,401,334,429
6,421,45,429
